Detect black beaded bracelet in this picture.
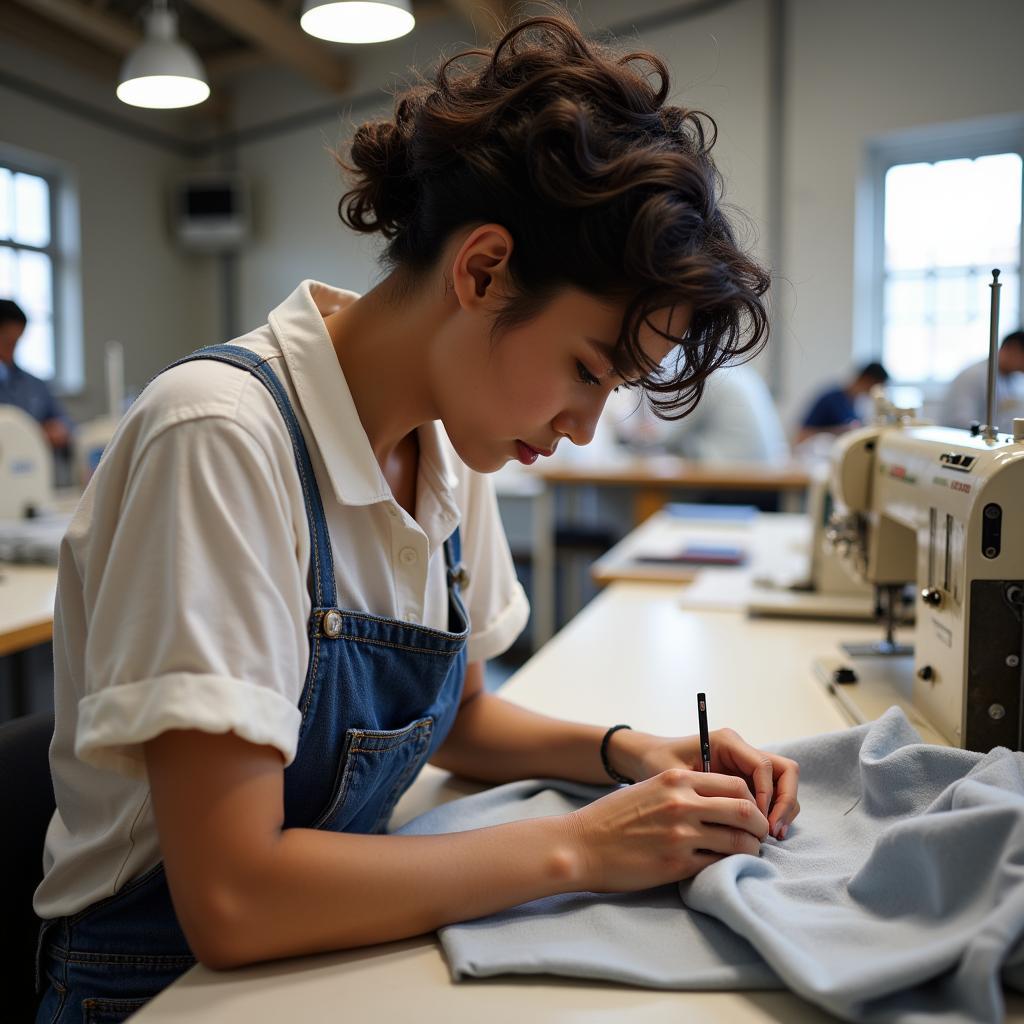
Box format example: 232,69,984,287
600,724,636,785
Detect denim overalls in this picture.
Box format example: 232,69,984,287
36,345,470,1023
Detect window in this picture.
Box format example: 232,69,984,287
861,120,1024,387
0,164,57,380
882,153,1022,383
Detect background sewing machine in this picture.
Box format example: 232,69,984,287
0,405,53,519
742,467,877,621
818,273,1024,752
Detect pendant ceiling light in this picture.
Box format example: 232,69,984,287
300,0,415,44
117,0,209,109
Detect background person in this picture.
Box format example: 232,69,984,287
612,362,789,465
939,329,1024,434
0,299,74,452
795,361,888,444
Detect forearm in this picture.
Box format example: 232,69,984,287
197,814,580,968
429,691,649,786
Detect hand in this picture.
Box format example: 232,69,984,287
565,767,769,893
612,727,800,840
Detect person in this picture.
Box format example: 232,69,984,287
34,15,800,1022
612,362,789,464
0,299,73,451
939,329,1024,434
795,361,889,443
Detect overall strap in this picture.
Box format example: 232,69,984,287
155,344,338,609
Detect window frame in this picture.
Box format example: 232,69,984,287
1,158,61,382
858,115,1024,393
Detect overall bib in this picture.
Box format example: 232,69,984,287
36,345,470,1023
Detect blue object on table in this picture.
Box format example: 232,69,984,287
398,708,1024,1023
663,503,758,522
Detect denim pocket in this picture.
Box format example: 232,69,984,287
81,996,149,1024
315,718,433,834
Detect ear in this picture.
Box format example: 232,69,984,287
450,224,514,310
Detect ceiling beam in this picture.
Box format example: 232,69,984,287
0,3,123,79
10,0,141,54
186,0,351,94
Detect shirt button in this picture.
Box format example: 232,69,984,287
404,612,417,623
399,547,417,565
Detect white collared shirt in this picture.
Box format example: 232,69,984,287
35,280,529,918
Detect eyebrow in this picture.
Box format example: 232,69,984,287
584,336,643,383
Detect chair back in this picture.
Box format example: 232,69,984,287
0,712,56,1022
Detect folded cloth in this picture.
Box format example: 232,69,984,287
397,708,1024,1023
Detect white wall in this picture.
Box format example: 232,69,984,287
229,9,486,326
4,0,1024,429
0,38,219,423
781,0,1024,426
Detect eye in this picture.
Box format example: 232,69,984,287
576,360,600,386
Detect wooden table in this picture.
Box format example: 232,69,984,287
133,582,1023,1023
538,456,811,524
0,565,57,657
0,564,57,716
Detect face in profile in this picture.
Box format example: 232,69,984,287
435,286,681,474
0,321,25,365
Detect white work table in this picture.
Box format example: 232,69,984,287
133,581,1024,1023
591,508,810,587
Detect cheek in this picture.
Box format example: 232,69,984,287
440,328,567,438
491,345,567,419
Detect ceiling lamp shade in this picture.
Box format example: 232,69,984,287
300,0,415,44
117,2,209,109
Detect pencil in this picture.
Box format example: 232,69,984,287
697,692,711,773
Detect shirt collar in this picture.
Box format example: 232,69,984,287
267,280,460,515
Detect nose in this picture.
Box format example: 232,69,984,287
552,394,607,448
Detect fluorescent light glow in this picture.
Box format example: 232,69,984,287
117,5,209,109
300,1,415,44
116,75,210,109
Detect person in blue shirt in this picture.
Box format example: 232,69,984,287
0,299,73,451
796,361,888,444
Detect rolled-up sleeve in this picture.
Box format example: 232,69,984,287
457,470,530,664
76,416,309,778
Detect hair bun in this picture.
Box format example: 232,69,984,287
341,113,419,238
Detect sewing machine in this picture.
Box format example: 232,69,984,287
743,468,877,621
818,273,1024,752
0,405,53,518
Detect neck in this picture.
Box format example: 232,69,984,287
323,272,445,468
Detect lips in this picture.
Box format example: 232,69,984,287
515,440,555,465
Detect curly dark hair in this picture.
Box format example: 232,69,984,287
337,12,770,417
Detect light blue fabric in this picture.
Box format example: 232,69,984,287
399,708,1024,1023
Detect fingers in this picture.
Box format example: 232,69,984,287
710,731,803,839
682,770,757,805
713,730,774,815
767,758,801,838
696,824,764,858
698,796,769,840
